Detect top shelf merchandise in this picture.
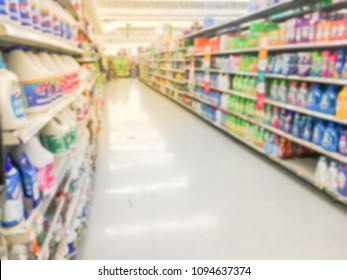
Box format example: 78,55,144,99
140,0,347,206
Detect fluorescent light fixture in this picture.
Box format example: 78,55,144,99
155,27,163,34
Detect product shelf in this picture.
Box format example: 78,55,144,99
141,79,347,206
193,67,258,76
268,40,347,51
56,0,80,20
151,67,185,73
2,83,88,146
153,74,186,84
38,198,65,260
154,59,186,62
154,48,186,55
77,57,98,63
266,73,347,85
195,83,347,125
184,0,321,38
0,24,82,55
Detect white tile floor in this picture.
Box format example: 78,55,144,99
81,79,347,260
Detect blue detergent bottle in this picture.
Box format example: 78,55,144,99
306,84,322,111
321,122,339,152
337,164,347,197
312,120,326,146
319,85,338,115
302,116,314,141
292,113,306,138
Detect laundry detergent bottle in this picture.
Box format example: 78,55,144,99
337,164,347,197
338,129,347,156
306,84,322,111
296,82,308,108
336,86,347,119
328,161,339,191
321,122,338,152
319,85,337,115
6,48,53,113
315,156,328,186
2,155,24,229
0,51,27,130
313,120,326,146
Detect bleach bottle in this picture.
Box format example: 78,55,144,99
41,119,70,156
6,48,53,113
16,137,55,194
306,84,322,111
8,0,20,24
321,122,339,152
312,120,326,146
18,0,32,27
2,155,24,229
30,0,40,31
0,0,9,23
0,51,27,130
39,0,52,34
319,85,337,115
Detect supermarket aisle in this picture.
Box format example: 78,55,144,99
82,79,347,259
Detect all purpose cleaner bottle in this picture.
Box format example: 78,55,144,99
336,86,347,119
0,51,27,130
321,122,338,152
41,119,70,156
16,137,55,194
6,48,53,113
319,85,337,115
2,155,24,229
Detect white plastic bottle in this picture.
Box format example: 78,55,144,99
50,0,60,37
37,51,63,100
39,0,52,34
41,119,70,155
328,161,338,191
6,48,53,113
0,51,27,130
16,137,55,194
0,0,9,23
18,0,32,28
2,155,24,229
51,54,72,95
71,95,88,121
314,156,329,186
8,0,20,24
63,55,80,91
30,0,40,31
55,110,77,148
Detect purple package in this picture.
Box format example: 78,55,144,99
284,111,295,134
298,65,311,76
298,52,312,65
300,24,316,43
278,109,287,131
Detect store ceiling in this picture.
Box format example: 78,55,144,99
94,0,250,55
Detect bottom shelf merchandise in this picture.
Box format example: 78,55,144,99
140,78,347,206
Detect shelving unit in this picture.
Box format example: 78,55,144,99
0,24,82,55
0,0,105,260
140,0,347,206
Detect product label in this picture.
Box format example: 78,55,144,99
41,134,69,155
9,0,19,20
22,78,53,108
0,0,7,15
45,162,55,190
322,132,331,147
30,2,40,29
19,0,31,26
11,81,26,119
40,8,51,33
52,13,60,36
